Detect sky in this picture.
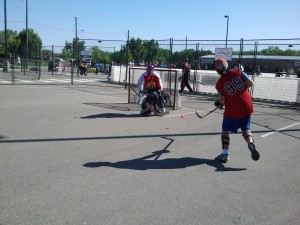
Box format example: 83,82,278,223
1,0,300,52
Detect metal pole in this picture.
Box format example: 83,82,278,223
51,45,54,75
26,0,28,68
4,0,7,60
74,17,78,67
224,15,229,48
38,44,41,80
75,17,77,39
239,38,244,66
125,30,129,89
71,38,74,85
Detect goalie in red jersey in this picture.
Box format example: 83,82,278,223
214,58,260,163
137,65,165,115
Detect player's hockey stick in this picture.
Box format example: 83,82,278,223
195,106,221,119
146,102,170,116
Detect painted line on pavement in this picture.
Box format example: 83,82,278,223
261,122,300,137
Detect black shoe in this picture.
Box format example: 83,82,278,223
215,153,229,163
248,143,260,161
179,90,183,94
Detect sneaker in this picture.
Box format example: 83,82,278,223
248,143,260,161
215,153,229,163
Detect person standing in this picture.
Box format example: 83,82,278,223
95,62,100,74
214,58,260,163
179,58,193,95
17,55,21,69
233,60,244,71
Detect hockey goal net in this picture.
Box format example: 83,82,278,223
127,67,181,110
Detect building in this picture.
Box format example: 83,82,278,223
200,55,300,74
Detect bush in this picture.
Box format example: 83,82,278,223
88,68,96,73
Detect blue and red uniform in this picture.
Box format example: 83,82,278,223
215,69,253,119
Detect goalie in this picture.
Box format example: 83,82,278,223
137,65,166,115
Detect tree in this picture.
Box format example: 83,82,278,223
17,29,42,59
61,41,73,59
90,46,101,62
0,29,19,57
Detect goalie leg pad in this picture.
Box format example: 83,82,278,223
221,134,230,149
242,130,254,143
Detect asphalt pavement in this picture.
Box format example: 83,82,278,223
0,80,299,225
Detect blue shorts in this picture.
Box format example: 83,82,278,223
222,115,251,133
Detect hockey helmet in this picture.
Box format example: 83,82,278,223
215,58,228,74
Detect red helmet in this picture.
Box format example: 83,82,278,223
215,58,228,73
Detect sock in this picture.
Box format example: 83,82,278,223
222,149,228,155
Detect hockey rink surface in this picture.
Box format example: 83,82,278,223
0,80,299,225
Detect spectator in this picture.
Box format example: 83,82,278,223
254,66,261,76
95,62,100,74
233,60,244,71
16,56,21,68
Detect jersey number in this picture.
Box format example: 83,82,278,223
224,77,245,95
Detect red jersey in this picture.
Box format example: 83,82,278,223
144,74,162,91
215,69,253,119
182,63,191,75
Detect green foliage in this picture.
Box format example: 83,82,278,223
88,68,96,73
233,46,300,56
0,30,19,57
2,28,299,66
17,29,42,59
89,46,111,63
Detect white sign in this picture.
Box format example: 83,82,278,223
215,48,233,61
81,50,92,59
202,59,214,65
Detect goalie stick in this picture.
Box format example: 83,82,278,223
146,102,170,116
195,106,221,119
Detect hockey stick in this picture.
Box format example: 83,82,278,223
195,106,221,119
146,102,170,116
190,80,205,85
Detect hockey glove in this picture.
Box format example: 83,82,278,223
214,100,223,107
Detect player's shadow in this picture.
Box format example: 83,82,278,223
83,137,246,172
83,154,246,172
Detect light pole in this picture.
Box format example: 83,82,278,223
4,0,7,59
77,29,84,37
26,0,28,67
75,29,84,63
224,15,229,48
